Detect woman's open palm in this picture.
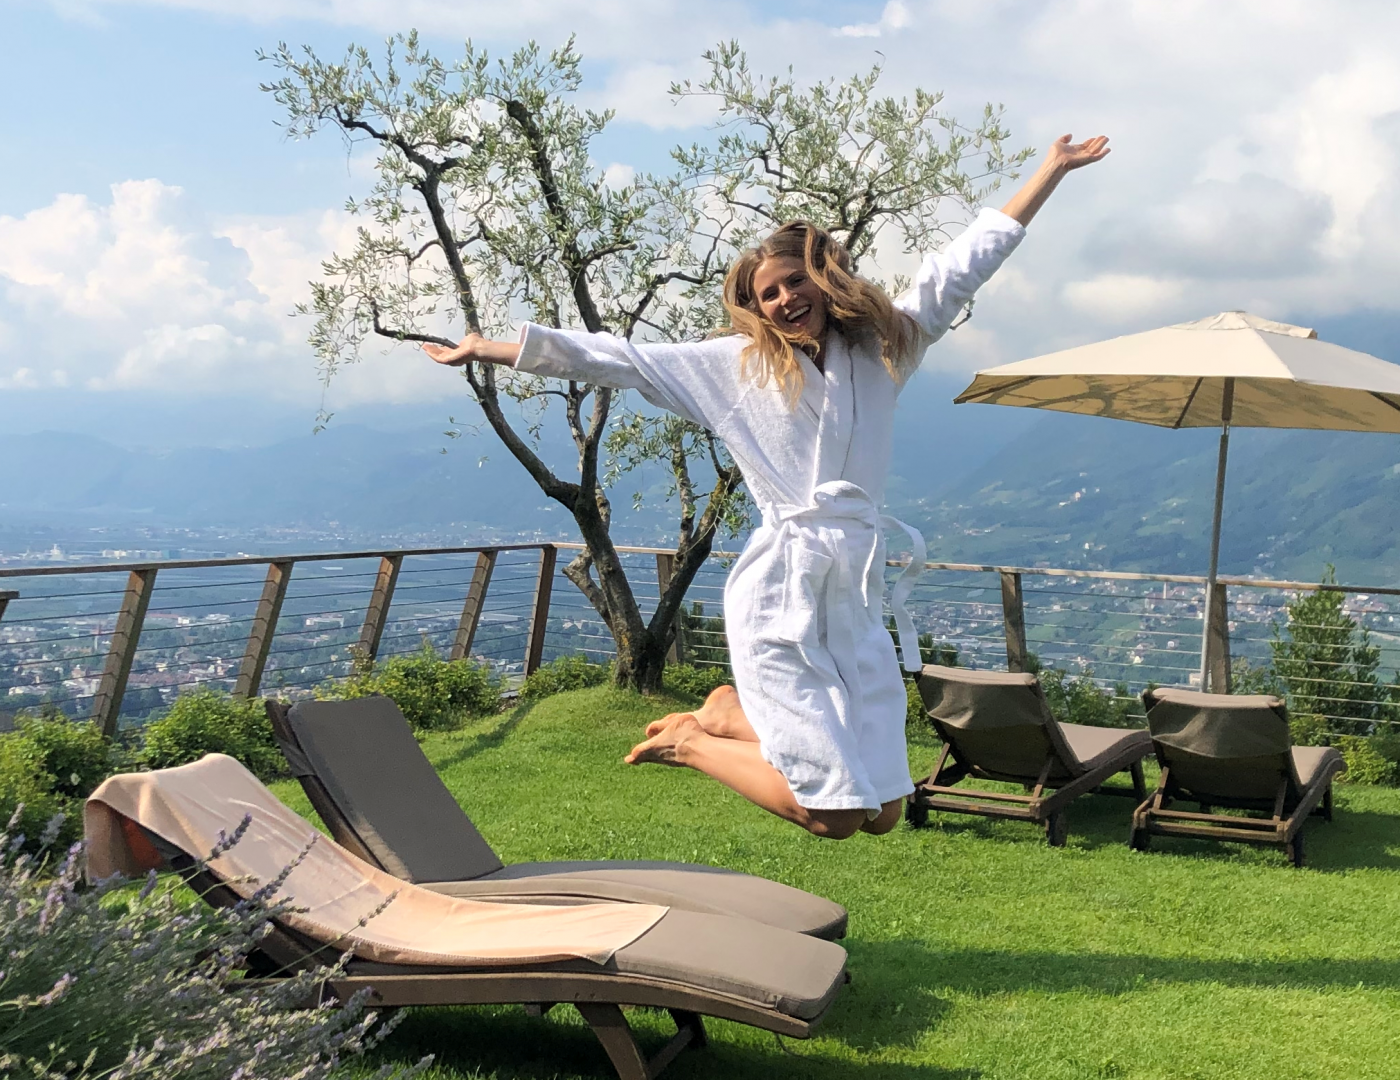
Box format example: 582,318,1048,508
1047,134,1111,171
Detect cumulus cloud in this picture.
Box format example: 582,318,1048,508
837,1,912,38
25,0,1400,386
1083,175,1333,279
0,181,449,403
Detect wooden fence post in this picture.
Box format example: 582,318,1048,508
451,550,497,661
1204,583,1232,693
1000,571,1028,673
92,569,157,738
234,561,293,699
356,555,403,664
524,545,557,676
655,552,685,664
0,590,16,624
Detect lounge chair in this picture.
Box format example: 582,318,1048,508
1132,688,1347,867
907,665,1151,845
85,755,849,1080
265,696,848,938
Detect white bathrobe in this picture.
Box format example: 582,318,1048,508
515,207,1026,810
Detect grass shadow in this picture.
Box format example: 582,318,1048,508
365,1001,982,1080
847,939,1400,998
430,700,537,770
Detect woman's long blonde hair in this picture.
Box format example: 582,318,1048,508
721,220,919,406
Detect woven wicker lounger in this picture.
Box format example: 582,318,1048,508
267,696,848,938
1132,688,1346,867
907,665,1151,846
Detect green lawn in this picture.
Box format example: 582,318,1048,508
270,687,1400,1080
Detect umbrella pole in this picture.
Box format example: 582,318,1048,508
1199,378,1235,692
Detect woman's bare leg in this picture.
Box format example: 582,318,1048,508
625,717,878,840
645,684,759,742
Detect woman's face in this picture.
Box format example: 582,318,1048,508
751,255,827,340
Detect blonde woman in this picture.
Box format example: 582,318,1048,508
427,135,1110,839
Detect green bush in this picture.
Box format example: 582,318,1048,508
327,644,499,729
520,655,612,702
662,663,732,702
0,817,426,1079
0,712,117,851
1039,667,1142,729
142,688,283,780
1334,734,1398,786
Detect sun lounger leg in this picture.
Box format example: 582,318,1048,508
576,1002,706,1080
576,1003,651,1080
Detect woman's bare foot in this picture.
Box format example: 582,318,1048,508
646,684,758,741
626,714,706,767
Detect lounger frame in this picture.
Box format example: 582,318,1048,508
908,738,1148,846
1129,763,1341,868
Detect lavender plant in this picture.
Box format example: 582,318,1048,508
0,809,429,1079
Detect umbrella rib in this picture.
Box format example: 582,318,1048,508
956,375,1038,404
1173,377,1204,430
1369,391,1400,416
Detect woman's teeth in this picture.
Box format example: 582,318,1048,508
787,305,810,323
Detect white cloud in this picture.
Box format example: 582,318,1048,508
838,1,912,38
601,163,636,191
0,181,452,404
22,0,1400,388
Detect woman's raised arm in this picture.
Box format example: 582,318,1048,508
999,134,1111,227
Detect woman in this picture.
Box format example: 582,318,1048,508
426,134,1110,839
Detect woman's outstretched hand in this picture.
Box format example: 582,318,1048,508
1044,133,1111,172
423,334,522,367
1000,133,1111,227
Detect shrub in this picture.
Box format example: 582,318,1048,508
1039,667,1142,729
662,663,732,702
0,712,117,852
520,655,612,702
328,644,499,730
0,815,426,1079
1333,734,1398,786
142,688,283,780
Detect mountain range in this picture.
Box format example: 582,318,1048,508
4,308,1399,584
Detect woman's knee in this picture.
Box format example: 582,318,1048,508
799,808,867,840
860,800,903,835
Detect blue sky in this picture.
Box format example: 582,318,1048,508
4,0,1400,440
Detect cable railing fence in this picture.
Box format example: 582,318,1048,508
5,543,1400,740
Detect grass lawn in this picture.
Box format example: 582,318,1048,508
270,686,1400,1080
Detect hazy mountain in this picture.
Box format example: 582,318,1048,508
4,308,1399,583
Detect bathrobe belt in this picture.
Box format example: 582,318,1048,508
773,480,928,674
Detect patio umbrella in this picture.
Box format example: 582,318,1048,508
954,310,1400,690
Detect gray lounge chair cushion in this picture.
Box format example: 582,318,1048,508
285,697,504,882
917,665,1146,782
349,909,849,1021
281,697,848,939
1059,723,1151,772
1144,688,1346,801
425,862,848,940
1292,745,1344,789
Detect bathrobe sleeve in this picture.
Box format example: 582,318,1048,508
894,207,1026,354
513,324,745,431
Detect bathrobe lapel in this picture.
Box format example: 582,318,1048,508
811,337,855,494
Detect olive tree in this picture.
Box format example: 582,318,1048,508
260,34,1028,691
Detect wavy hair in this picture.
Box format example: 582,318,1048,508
721,220,919,406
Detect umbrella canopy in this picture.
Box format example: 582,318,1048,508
954,311,1400,691
956,311,1400,433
